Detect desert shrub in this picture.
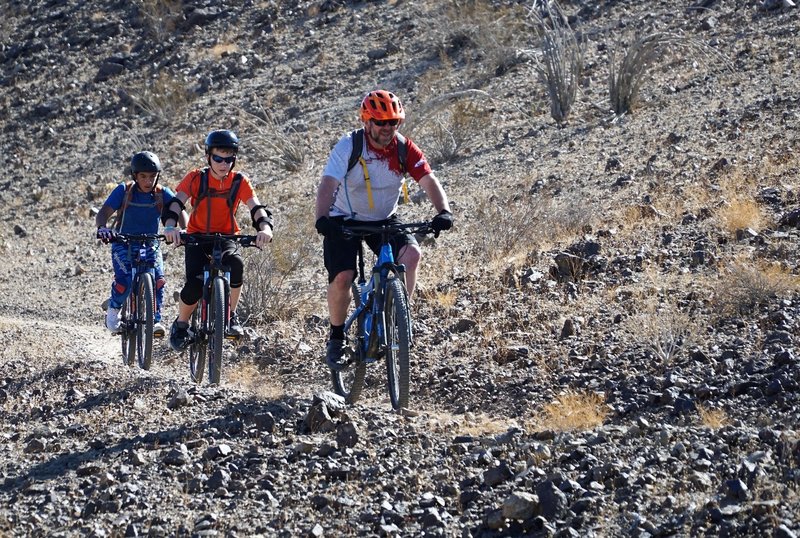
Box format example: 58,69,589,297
472,191,598,263
527,0,583,124
239,210,321,324
473,195,550,261
626,300,695,363
133,0,183,41
540,390,608,432
422,101,488,165
130,72,192,122
239,101,307,173
441,0,527,79
608,31,722,116
714,258,799,316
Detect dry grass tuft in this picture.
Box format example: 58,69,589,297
422,410,521,438
441,0,527,79
697,404,729,429
423,101,488,165
714,258,800,316
210,42,238,59
130,72,192,122
472,192,596,264
540,390,608,432
238,101,307,173
527,0,583,124
717,198,766,235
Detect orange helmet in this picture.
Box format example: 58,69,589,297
360,90,405,122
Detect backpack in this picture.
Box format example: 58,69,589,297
113,181,164,231
346,128,411,207
194,168,244,233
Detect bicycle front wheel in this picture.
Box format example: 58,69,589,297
136,274,155,370
188,307,206,384
385,278,411,410
208,277,226,385
120,298,135,367
331,282,367,403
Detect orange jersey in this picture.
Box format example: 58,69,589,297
177,168,255,234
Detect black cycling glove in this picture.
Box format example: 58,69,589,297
315,216,338,237
431,210,454,236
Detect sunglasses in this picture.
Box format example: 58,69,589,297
372,119,400,127
210,154,236,164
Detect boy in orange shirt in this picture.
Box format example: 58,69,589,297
162,130,273,351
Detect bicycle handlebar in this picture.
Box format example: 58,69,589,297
179,233,259,248
340,221,435,238
107,233,166,243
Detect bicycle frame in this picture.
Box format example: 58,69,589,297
181,233,257,385
332,220,433,409
109,233,163,370
117,235,162,335
198,240,233,339
343,222,430,362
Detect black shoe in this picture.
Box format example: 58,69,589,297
226,311,244,338
325,338,348,371
169,319,190,352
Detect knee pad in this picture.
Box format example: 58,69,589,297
113,281,127,294
180,282,203,306
156,277,166,290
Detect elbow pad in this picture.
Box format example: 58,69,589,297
251,205,274,231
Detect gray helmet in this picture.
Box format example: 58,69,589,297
130,151,162,174
204,130,239,153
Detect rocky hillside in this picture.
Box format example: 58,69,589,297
1,0,799,536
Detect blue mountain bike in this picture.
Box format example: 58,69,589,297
109,233,164,370
331,221,434,410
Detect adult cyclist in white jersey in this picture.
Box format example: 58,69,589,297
314,89,454,371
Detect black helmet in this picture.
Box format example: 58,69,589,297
204,130,239,153
130,151,162,174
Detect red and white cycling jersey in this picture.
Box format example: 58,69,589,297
322,131,432,221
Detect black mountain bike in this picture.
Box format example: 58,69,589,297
108,233,164,370
181,233,257,385
331,221,434,410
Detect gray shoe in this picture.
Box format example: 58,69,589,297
169,319,190,352
325,338,348,371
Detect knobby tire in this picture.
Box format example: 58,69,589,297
189,308,206,384
331,282,367,403
121,297,135,367
385,278,411,410
208,277,225,385
136,273,155,370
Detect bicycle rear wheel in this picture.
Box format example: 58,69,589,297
120,298,135,367
136,273,155,370
188,307,206,384
385,278,411,410
208,277,226,385
331,282,367,403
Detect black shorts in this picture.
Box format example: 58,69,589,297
323,216,418,283
180,239,244,305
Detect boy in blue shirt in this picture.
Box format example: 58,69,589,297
95,151,187,336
